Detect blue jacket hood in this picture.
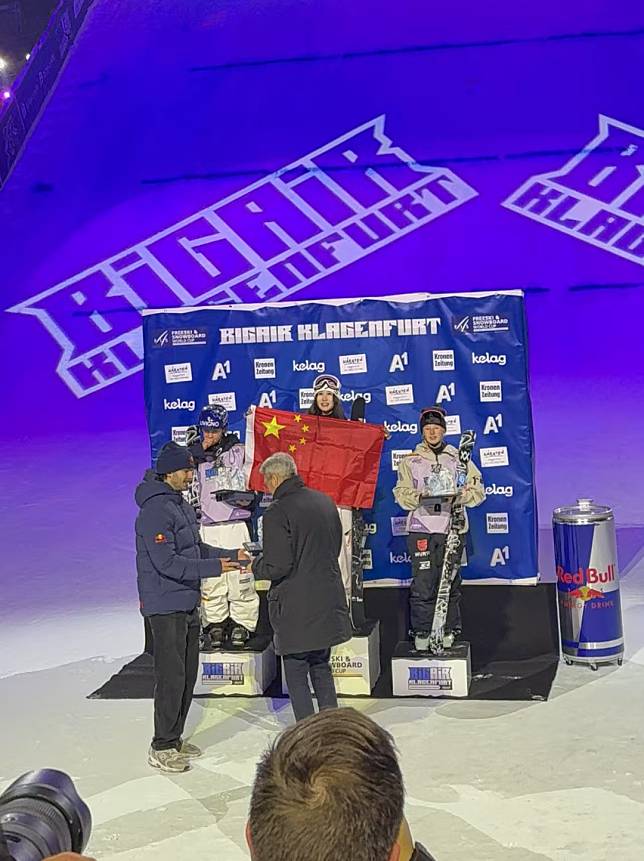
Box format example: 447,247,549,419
135,470,178,508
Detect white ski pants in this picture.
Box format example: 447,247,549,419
200,521,259,631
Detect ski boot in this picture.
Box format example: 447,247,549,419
201,622,226,652
443,628,461,650
413,630,431,653
229,624,252,649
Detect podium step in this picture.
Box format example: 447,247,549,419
392,640,472,698
194,638,276,696
281,620,381,696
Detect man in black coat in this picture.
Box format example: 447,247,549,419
251,452,352,721
135,441,247,773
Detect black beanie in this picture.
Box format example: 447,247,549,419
155,442,195,474
419,406,447,432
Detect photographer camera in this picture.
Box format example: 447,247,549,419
0,770,93,861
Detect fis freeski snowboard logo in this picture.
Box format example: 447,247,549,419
453,314,510,335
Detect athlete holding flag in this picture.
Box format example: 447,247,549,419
308,373,371,630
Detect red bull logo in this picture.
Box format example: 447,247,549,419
568,585,604,602
556,563,615,587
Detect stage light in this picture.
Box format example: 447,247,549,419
0,57,7,71
25,53,31,60
2,90,11,101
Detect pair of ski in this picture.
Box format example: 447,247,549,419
348,398,477,648
348,397,368,631
426,428,476,655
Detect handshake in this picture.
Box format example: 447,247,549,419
220,548,253,573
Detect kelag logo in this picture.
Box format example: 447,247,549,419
164,398,195,411
292,360,325,373
486,483,513,497
9,115,477,397
385,421,418,434
472,352,507,367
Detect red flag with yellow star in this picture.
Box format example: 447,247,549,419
243,406,385,509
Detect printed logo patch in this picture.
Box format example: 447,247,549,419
416,538,428,552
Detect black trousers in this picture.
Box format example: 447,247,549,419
407,532,463,634
149,608,200,750
282,648,338,722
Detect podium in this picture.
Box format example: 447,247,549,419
194,634,276,696
282,620,381,696
391,641,471,698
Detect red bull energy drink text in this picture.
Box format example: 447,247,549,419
553,499,624,669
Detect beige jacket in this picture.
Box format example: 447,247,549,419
393,441,485,534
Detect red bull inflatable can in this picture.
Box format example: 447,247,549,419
553,499,624,669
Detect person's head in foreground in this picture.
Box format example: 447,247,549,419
247,707,435,861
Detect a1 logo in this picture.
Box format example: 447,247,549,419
212,360,230,381
389,352,409,372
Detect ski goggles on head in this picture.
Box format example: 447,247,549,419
419,406,447,430
313,373,341,395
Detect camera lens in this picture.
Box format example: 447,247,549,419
0,769,91,861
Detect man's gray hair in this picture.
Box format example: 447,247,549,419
259,452,298,481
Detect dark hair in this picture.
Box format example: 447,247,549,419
308,393,345,419
249,708,404,861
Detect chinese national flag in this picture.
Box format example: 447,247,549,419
244,406,385,509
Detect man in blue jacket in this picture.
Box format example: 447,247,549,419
135,441,247,773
